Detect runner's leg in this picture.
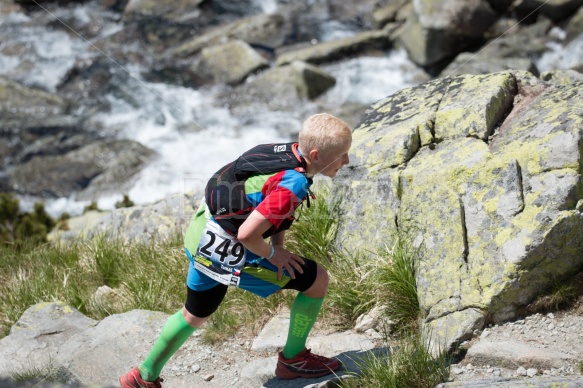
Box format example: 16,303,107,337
138,284,227,381
282,264,328,358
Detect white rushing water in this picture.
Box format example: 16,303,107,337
2,1,578,217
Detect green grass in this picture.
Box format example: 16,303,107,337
528,281,579,314
8,358,73,384
340,330,450,388
0,184,449,387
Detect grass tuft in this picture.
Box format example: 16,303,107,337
340,330,450,388
528,282,579,314
8,358,74,384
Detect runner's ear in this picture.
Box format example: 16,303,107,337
309,149,319,161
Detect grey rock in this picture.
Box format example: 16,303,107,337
334,71,583,351
541,69,583,85
123,0,205,23
439,53,537,78
194,40,269,86
397,0,497,66
50,191,200,243
7,139,155,198
436,376,583,387
371,0,409,28
251,310,289,352
168,13,289,58
465,340,577,369
520,0,583,22
0,302,96,384
226,61,336,112
0,77,71,130
275,26,395,67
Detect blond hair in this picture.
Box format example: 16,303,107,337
298,113,352,155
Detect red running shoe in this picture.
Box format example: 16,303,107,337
275,348,341,379
119,367,162,388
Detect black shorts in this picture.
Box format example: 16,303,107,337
184,257,318,318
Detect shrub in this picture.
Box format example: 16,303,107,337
0,193,55,245
115,194,135,209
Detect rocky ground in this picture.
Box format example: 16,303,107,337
2,301,583,388
155,305,583,388
439,300,583,387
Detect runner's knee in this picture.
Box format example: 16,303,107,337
184,284,228,318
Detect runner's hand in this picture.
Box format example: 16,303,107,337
268,246,305,281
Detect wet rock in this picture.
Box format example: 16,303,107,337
167,13,289,59
519,0,583,22
7,139,155,198
275,25,396,66
194,40,269,86
123,0,204,23
0,1,23,16
372,0,409,28
565,6,583,42
0,77,71,129
57,57,114,110
397,0,497,67
226,61,336,112
439,53,537,77
480,17,554,60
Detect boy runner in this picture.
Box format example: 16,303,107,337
120,113,352,387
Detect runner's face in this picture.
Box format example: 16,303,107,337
318,140,351,178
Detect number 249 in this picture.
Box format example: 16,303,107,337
199,231,245,265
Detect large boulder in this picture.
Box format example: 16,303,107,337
333,71,583,351
397,0,497,67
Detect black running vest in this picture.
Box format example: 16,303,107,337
205,142,308,237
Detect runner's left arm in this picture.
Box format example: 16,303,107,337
270,230,285,247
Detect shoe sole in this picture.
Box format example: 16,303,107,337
275,363,340,379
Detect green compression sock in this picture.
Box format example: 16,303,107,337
282,293,324,359
139,310,196,381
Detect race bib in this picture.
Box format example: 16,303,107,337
194,221,246,287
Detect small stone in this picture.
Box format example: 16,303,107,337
517,366,527,376
493,369,501,377
192,364,201,373
452,368,464,375
548,323,555,330
203,374,215,381
465,363,473,370
527,368,537,377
